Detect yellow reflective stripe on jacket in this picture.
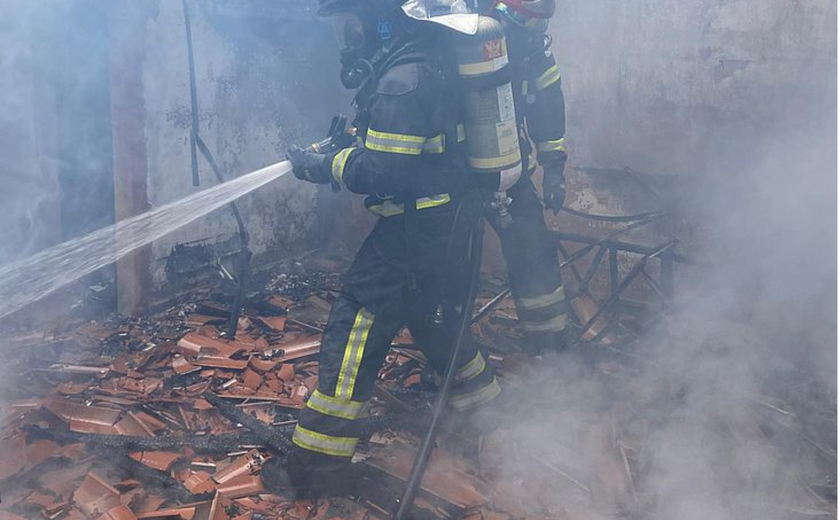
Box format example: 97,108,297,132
335,308,374,400
331,147,355,184
522,313,568,333
367,194,451,217
455,351,486,383
456,123,466,143
517,285,566,311
450,377,501,411
365,128,426,155
292,425,358,458
423,134,445,154
306,389,365,420
537,137,567,154
535,64,561,91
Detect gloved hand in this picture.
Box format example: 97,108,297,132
542,153,567,214
287,145,332,185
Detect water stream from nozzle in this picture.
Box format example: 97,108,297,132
0,160,292,320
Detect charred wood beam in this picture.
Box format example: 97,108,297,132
203,392,295,455
25,425,265,453
115,454,213,504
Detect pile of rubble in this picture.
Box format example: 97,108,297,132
0,264,835,520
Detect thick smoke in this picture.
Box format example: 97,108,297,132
483,1,836,519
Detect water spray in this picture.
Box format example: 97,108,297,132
0,161,292,321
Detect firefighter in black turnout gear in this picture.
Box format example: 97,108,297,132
263,0,500,497
477,0,571,351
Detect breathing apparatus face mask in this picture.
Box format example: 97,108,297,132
332,13,379,89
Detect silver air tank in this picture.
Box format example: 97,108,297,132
453,16,522,193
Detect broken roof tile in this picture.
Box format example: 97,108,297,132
216,475,264,499
39,463,92,500
173,356,201,375
129,451,183,472
45,399,121,427
134,411,167,433
0,433,28,480
247,357,278,374
277,364,295,382
364,441,490,512
257,316,286,332
182,471,216,495
58,381,93,396
212,450,263,485
242,369,262,391
96,505,139,520
194,356,248,371
114,412,156,437
136,505,198,519
73,472,122,518
276,335,322,363
177,333,254,359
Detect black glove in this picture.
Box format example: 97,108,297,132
542,153,567,214
287,145,332,185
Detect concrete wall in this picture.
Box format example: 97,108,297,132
0,3,64,266
0,0,834,323
122,1,347,299
551,0,836,180
0,0,349,314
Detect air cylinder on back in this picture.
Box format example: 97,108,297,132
453,16,522,192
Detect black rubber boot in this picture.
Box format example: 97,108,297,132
261,449,354,499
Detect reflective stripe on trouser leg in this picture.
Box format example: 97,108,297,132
515,284,570,334
450,376,501,411
293,306,377,458
455,350,486,383
450,349,499,411
292,425,359,458
335,308,375,400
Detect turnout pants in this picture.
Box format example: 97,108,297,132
292,204,499,468
491,176,571,351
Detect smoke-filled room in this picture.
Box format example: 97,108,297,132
0,1,836,519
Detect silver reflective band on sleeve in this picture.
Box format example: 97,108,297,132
455,351,486,383
292,425,358,458
365,128,425,155
306,390,365,420
522,314,568,333
517,285,566,311
456,123,466,143
537,137,567,154
449,378,501,411
535,64,561,91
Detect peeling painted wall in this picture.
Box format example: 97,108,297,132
132,2,347,295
